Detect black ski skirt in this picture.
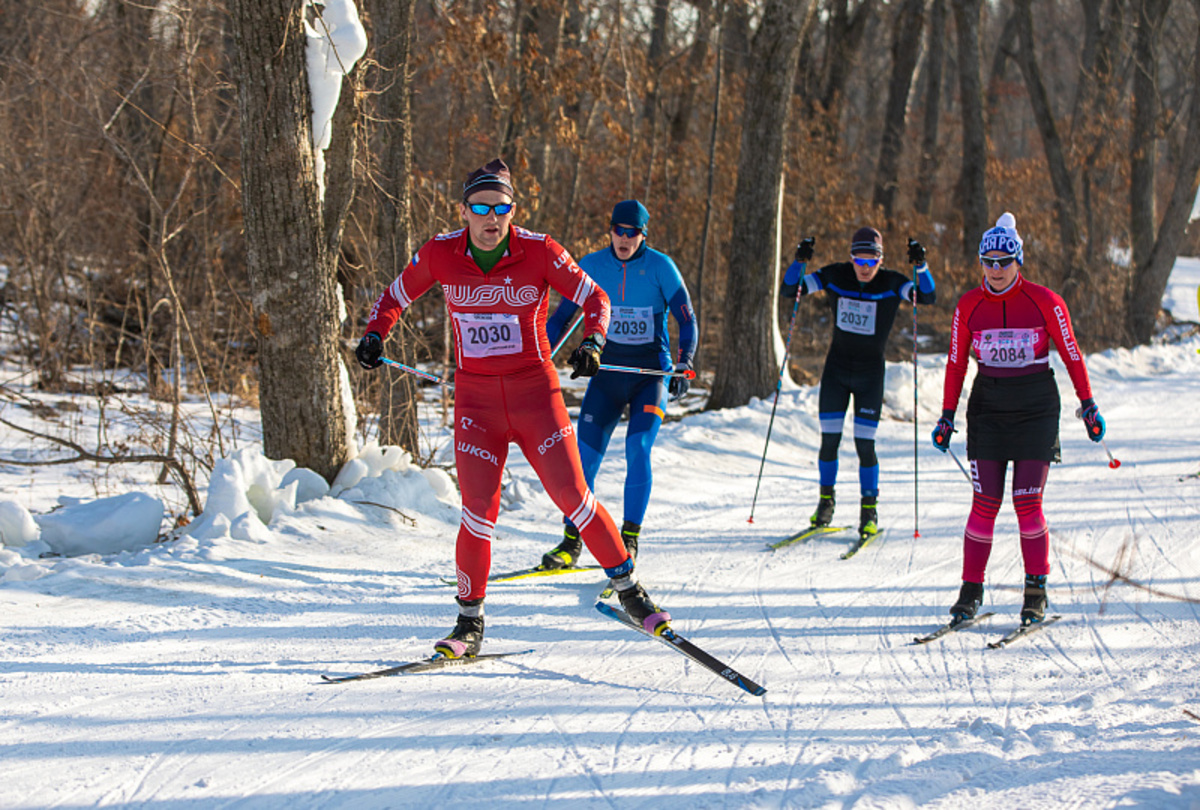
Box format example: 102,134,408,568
966,369,1061,463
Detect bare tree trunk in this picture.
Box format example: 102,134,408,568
953,0,989,257
1013,0,1080,259
1129,0,1169,273
1128,0,1200,343
984,11,1018,116
709,0,809,410
1074,0,1126,266
696,0,726,353
668,0,714,147
820,0,877,130
915,0,946,217
229,0,354,482
642,0,671,121
369,0,421,458
872,0,926,223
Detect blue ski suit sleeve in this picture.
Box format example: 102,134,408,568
781,261,824,299
545,298,581,348
656,253,698,366
898,263,937,305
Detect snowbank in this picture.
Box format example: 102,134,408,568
0,500,39,547
36,492,164,557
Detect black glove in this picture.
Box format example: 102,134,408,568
931,410,955,452
569,335,603,379
668,362,692,402
907,238,926,266
355,332,383,369
795,237,815,263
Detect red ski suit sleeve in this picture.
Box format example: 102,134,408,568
363,225,610,376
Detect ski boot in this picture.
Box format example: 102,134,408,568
434,597,484,659
1021,574,1047,626
949,580,984,625
620,521,640,562
810,485,836,528
611,572,670,636
541,525,583,570
858,496,879,540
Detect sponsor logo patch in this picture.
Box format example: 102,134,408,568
538,424,574,456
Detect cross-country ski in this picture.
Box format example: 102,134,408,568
767,524,852,550
321,649,534,683
596,602,766,697
439,563,603,586
986,615,1065,649
912,611,997,644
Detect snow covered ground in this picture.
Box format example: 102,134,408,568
1,266,1199,808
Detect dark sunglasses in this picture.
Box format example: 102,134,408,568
980,255,1017,269
467,202,515,216
852,256,880,267
611,225,643,238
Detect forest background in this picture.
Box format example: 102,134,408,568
3,0,1200,505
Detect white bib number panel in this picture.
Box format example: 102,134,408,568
978,328,1038,368
456,312,522,358
609,306,655,345
836,298,877,335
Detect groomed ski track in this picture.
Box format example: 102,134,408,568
2,337,1200,807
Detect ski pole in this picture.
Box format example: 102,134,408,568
1074,406,1121,468
911,251,921,539
749,268,805,524
1099,439,1121,469
381,357,454,389
948,446,972,482
550,313,583,359
597,363,696,379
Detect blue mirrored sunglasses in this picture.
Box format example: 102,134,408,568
852,256,880,267
611,225,643,238
467,202,515,216
980,255,1017,269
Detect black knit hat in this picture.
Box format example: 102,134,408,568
462,158,514,202
850,226,883,257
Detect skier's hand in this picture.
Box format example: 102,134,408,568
795,237,815,263
931,414,955,452
668,362,691,402
569,335,603,379
355,332,383,370
907,238,926,266
1078,398,1105,442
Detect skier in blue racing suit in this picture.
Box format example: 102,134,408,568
541,199,698,568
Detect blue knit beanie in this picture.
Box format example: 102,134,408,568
978,212,1024,265
611,199,649,231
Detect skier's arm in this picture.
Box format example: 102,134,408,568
941,300,973,416
781,238,821,298
658,255,698,367
545,236,610,342
364,246,437,339
900,263,936,305
1035,287,1093,403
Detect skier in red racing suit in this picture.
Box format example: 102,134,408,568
933,212,1106,628
355,159,669,658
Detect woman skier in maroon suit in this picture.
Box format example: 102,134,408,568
932,213,1107,627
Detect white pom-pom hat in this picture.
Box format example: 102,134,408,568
978,212,1024,265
